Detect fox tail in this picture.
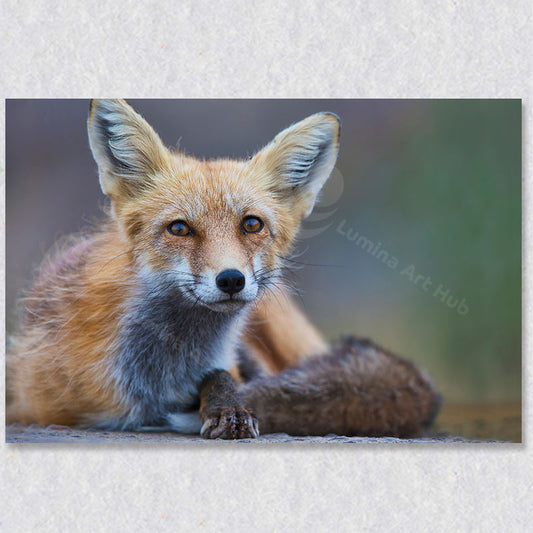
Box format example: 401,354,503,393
240,336,441,438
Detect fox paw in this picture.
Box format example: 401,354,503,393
201,407,259,440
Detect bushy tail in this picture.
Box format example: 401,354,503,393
240,336,441,438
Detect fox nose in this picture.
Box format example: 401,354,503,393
216,269,245,295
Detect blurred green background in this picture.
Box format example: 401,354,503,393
6,100,521,436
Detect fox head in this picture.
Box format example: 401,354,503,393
88,99,340,312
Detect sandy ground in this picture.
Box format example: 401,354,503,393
7,402,519,443
5,424,501,444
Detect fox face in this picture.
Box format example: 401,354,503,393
88,100,340,312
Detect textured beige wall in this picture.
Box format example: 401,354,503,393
1,1,531,532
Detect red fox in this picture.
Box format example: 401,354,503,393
7,100,440,439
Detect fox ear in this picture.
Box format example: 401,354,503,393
88,99,169,200
252,112,341,217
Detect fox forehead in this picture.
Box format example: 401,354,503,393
138,155,278,227
122,155,281,278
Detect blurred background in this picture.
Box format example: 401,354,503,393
6,99,521,441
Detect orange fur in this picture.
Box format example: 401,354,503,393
244,292,328,372
8,231,132,424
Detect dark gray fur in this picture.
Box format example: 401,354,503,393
106,277,243,430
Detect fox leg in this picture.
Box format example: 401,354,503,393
199,369,259,439
243,289,328,372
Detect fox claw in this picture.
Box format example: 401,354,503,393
201,407,259,440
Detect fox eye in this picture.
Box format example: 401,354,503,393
242,216,264,234
167,220,193,236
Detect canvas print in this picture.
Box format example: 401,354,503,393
5,99,521,443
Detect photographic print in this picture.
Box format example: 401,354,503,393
5,99,521,443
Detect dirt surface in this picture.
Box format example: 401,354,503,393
6,403,520,444
5,424,504,444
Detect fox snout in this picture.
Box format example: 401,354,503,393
195,265,259,309
175,260,260,313
216,269,246,296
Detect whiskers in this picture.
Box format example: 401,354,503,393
256,249,347,307
141,269,205,304
274,251,347,271
254,266,299,299
172,272,206,308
